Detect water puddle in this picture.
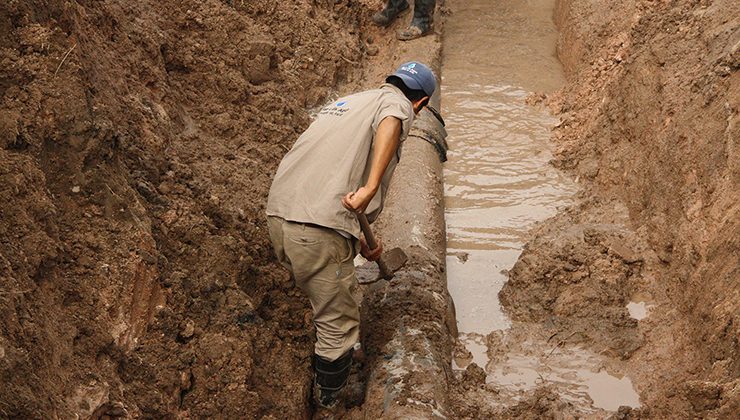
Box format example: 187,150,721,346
487,347,640,412
446,250,517,333
442,0,640,412
626,292,655,320
627,301,653,320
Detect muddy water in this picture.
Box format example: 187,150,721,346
442,0,573,344
442,0,640,412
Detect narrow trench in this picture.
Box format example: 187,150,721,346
442,0,640,413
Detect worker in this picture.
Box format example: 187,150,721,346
266,62,436,409
372,0,437,41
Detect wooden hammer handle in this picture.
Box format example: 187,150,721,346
357,213,394,280
357,213,377,249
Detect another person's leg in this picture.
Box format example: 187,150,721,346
398,0,436,40
372,0,410,27
276,220,360,408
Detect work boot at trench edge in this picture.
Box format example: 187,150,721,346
398,0,435,41
371,1,410,27
397,24,431,41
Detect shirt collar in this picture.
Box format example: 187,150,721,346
380,83,411,104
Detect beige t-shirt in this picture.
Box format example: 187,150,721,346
266,84,414,239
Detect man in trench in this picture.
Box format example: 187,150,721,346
266,62,436,409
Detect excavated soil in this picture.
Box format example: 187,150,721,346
0,0,390,417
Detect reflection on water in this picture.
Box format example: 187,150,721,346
442,0,640,412
489,350,641,412
446,249,517,332
444,84,574,251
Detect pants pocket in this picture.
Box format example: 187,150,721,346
283,224,335,283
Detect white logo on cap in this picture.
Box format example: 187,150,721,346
401,63,419,75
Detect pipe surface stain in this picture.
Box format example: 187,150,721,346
442,0,640,412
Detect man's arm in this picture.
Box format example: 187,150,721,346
341,116,402,213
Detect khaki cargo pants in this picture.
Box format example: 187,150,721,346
267,216,360,362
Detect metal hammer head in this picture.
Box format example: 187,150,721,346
356,247,408,285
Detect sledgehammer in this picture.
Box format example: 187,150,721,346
356,213,408,284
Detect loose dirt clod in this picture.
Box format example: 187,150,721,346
179,320,195,340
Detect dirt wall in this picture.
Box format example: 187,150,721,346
0,0,375,417
502,0,738,417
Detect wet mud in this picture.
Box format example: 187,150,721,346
537,0,740,417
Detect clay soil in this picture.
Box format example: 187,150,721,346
1,0,738,419
0,0,394,417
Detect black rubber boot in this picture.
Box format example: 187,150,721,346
371,0,410,27
411,0,436,28
313,349,354,409
398,0,436,40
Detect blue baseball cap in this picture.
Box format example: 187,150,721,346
388,61,436,98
